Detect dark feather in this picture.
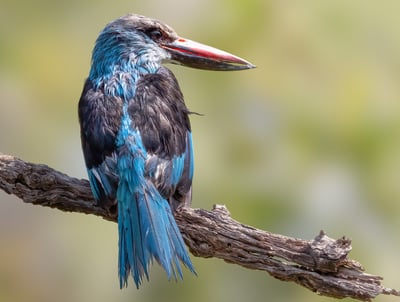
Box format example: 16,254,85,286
129,67,193,207
78,79,121,205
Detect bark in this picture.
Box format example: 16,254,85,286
0,153,398,301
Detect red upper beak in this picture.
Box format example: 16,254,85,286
161,37,255,71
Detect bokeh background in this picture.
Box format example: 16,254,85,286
1,0,400,301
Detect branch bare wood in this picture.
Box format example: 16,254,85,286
0,153,398,301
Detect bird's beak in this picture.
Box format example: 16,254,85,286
161,37,255,71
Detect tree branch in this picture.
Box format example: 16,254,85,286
0,153,398,301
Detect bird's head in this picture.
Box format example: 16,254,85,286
89,14,254,81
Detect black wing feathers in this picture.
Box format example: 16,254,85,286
78,79,122,169
78,79,122,205
129,67,193,206
129,67,191,158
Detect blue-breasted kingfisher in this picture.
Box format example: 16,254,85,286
78,14,254,289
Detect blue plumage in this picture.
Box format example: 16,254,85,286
78,13,253,289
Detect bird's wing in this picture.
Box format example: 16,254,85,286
130,67,193,208
78,79,122,205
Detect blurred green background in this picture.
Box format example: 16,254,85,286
1,0,400,301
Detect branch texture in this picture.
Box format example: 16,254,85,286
0,153,398,301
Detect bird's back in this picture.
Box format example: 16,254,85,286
79,66,193,211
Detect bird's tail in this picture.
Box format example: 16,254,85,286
117,177,195,289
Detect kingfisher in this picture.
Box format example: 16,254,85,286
78,13,254,289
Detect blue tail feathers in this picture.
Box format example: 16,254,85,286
117,160,195,288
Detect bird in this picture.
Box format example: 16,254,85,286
78,13,254,289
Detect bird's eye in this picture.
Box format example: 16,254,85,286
147,29,163,41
